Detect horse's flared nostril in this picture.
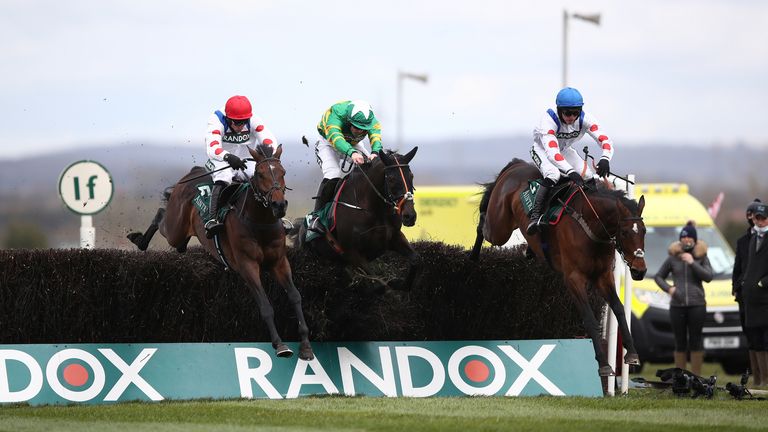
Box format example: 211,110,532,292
272,201,287,218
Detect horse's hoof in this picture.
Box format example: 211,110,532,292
126,232,147,251
275,345,294,358
598,365,615,376
299,343,315,361
624,353,640,365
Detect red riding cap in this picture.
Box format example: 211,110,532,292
224,95,253,120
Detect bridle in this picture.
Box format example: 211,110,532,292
353,155,414,215
243,156,289,207
571,186,646,267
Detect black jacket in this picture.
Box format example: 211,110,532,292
742,233,768,328
733,227,754,301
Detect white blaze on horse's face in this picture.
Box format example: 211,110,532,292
632,222,638,234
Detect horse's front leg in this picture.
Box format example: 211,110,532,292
597,272,640,366
238,262,292,358
271,256,314,361
566,272,613,376
389,231,422,291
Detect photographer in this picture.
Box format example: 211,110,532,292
655,221,713,375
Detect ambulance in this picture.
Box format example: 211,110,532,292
408,183,745,373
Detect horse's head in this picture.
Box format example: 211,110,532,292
615,194,647,280
247,144,287,218
379,147,418,226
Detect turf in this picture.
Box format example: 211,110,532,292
2,393,767,432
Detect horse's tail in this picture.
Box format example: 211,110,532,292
470,158,527,261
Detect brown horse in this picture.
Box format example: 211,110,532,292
294,148,422,292
469,158,646,376
127,144,314,361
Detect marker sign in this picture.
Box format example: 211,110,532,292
58,161,113,215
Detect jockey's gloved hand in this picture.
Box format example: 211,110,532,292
224,153,247,170
596,159,610,177
567,171,584,186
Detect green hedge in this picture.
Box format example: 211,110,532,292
0,243,603,343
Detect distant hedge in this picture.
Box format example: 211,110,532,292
0,243,603,344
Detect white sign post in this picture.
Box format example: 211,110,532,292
58,161,114,249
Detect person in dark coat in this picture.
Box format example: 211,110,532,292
733,199,762,383
742,203,768,386
655,221,713,376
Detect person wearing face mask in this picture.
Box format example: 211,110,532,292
654,221,713,375
733,199,763,384
741,203,768,386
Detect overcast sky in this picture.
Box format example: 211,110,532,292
2,0,766,159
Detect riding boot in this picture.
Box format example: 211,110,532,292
750,350,763,386
673,351,687,371
204,183,225,239
690,351,704,376
526,183,551,235
309,178,340,234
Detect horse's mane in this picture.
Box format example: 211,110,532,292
586,182,640,214
478,158,528,213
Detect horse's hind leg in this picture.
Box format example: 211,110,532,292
127,208,166,251
271,256,314,361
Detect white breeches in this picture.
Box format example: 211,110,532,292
314,136,371,179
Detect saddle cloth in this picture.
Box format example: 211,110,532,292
520,180,575,225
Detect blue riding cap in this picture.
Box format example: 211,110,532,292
556,87,584,107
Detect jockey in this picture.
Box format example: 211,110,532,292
203,95,280,238
308,100,383,233
526,87,615,235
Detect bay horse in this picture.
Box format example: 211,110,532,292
127,144,314,361
295,147,422,292
469,158,646,376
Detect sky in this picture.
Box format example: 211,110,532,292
2,0,767,160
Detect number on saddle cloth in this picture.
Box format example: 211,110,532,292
191,181,247,221
520,180,568,224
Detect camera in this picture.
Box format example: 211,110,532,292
725,372,752,400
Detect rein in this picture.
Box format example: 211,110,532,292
569,186,646,266
350,157,413,215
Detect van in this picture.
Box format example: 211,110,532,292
408,183,745,373
623,183,744,373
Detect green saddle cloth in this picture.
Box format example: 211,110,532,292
303,202,335,243
520,180,565,224
191,182,247,222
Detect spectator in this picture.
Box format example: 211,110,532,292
733,199,762,384
655,221,713,376
741,203,768,386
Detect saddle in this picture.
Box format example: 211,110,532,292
520,180,578,226
191,180,248,221
303,179,348,243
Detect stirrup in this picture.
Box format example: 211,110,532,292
204,219,224,238
280,218,294,232
307,216,326,234
526,216,542,235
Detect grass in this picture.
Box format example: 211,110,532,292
1,362,759,432
3,390,767,432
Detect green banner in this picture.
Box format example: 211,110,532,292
0,340,601,405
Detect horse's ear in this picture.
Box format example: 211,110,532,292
637,195,645,216
402,146,418,164
248,146,264,162
274,144,283,159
